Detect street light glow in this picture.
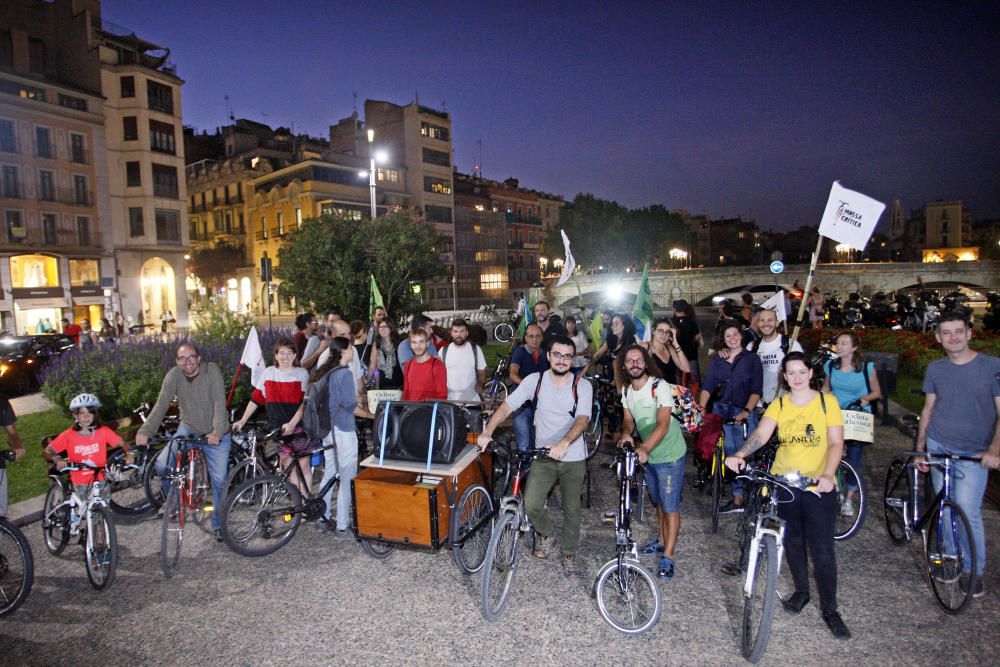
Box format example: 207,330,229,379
608,283,624,302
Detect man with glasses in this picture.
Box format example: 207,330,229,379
136,343,231,540
477,336,592,578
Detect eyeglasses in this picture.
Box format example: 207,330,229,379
550,351,574,361
654,329,671,335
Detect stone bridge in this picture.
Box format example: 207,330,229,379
546,261,1000,310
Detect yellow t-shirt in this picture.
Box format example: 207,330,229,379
764,392,843,479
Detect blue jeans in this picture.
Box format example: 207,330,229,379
321,426,359,531
644,456,685,512
714,402,758,499
155,425,231,531
927,436,987,576
843,441,864,492
512,403,534,453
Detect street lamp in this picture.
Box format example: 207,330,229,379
367,128,376,219
669,247,688,269
836,243,851,263
539,256,548,277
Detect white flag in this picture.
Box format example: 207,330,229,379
556,229,576,287
240,327,266,387
817,181,886,250
760,290,788,323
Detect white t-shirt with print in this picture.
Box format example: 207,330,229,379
749,335,803,405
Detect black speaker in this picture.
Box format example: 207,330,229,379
372,401,468,465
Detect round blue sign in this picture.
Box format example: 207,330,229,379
769,260,784,274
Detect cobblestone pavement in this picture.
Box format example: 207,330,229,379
1,420,995,666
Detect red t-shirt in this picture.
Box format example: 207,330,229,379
49,425,122,485
403,356,448,402
64,323,82,344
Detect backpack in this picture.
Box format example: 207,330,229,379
749,334,790,356
825,360,872,395
302,366,348,442
441,341,482,366
625,378,704,438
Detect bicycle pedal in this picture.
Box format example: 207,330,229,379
602,511,616,525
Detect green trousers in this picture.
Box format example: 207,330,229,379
523,458,587,556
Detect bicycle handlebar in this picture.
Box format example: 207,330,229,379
737,464,821,498
899,450,982,464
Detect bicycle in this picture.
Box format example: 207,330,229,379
41,460,118,590
104,443,160,516
482,350,512,408
735,464,819,664
480,441,548,622
155,436,212,578
709,418,747,534
225,424,282,498
590,443,661,634
0,450,33,617
584,374,621,460
493,313,520,344
883,420,980,614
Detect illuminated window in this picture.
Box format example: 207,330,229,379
69,259,99,287
423,176,451,195
10,254,59,287
376,168,399,183
480,272,504,291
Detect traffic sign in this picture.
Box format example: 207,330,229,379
769,260,784,274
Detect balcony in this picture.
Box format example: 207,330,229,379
1,183,23,199
255,230,268,242
4,224,102,247
70,148,89,165
47,187,94,207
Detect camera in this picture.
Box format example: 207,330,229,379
0,449,15,463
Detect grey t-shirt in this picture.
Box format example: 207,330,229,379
505,371,593,462
924,353,1000,455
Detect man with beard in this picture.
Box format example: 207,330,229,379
533,301,565,350
619,345,686,579
439,318,487,402
748,308,802,407
477,336,592,578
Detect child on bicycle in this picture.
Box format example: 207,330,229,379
42,394,131,533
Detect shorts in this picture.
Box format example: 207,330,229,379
644,456,685,513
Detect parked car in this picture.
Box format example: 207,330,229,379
709,284,802,306
0,334,76,396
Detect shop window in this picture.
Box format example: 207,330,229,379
10,254,59,288
69,259,100,287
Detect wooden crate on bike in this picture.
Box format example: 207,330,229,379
352,447,489,549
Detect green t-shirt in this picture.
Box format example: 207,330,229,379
621,377,686,464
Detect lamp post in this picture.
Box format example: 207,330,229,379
539,256,548,279
836,243,851,263
367,128,377,219
669,247,688,269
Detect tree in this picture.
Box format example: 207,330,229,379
276,210,446,320
189,243,247,290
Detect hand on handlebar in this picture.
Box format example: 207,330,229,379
206,434,221,446
476,433,492,452
814,474,835,494
548,442,569,461
725,455,746,473
134,432,149,447
980,452,1000,470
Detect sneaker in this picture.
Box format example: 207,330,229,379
719,501,744,515
822,611,851,639
960,576,986,599
721,559,742,576
316,518,335,534
657,556,675,579
213,528,224,543
640,539,665,555
782,591,810,613
534,534,556,559
561,555,578,580
335,527,350,537
840,498,855,517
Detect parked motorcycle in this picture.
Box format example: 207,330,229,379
983,292,1000,332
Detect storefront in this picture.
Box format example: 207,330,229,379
8,254,68,335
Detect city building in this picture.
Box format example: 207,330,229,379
95,18,189,328
1,0,109,334
893,200,976,262
453,172,509,308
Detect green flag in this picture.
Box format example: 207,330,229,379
369,274,384,314
632,264,654,342
517,293,537,339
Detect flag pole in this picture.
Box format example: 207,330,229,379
226,364,242,409
789,234,825,346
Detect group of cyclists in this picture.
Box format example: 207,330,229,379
2,295,997,650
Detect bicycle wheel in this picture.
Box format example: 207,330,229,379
186,451,211,526
738,488,764,573
481,511,520,622
221,475,302,557
0,519,34,618
594,557,661,635
226,458,269,502
84,505,118,591
584,412,604,460
42,480,70,556
924,499,976,614
742,534,778,663
834,459,867,541
161,485,184,578
710,445,724,533
360,537,397,559
483,378,509,405
882,458,911,545
142,452,167,510
451,484,494,575
107,451,154,516
494,321,515,343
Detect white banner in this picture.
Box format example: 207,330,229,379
842,409,875,443
556,229,576,287
817,181,886,250
759,289,788,323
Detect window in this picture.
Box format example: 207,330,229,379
38,169,55,201
376,167,400,183
129,207,144,236
0,119,15,152
0,30,12,68
42,213,57,244
155,209,181,244
480,273,504,291
2,165,20,198
425,205,452,223
147,80,174,114
423,176,451,195
125,161,141,187
420,122,450,141
277,211,284,235
422,147,450,167
152,164,179,198
149,120,175,154
70,133,86,163
76,216,91,245
10,254,59,287
0,78,45,101
73,174,89,205
35,126,52,158
123,116,138,141
295,208,302,229
58,94,86,111
69,259,100,287
28,37,46,75
120,76,135,98
5,209,25,241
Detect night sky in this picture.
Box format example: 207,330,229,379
103,1,1000,231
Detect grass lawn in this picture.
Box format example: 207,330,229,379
5,408,73,505
892,374,926,415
